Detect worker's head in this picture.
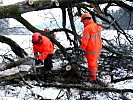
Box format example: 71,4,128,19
32,32,42,44
80,13,92,22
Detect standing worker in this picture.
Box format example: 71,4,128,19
80,13,102,81
32,32,54,71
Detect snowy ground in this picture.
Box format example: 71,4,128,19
0,31,133,99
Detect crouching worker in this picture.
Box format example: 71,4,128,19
32,32,54,71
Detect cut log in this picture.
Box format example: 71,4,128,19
0,57,33,71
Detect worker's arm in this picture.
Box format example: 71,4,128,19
80,28,90,51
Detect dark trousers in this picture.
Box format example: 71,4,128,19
35,54,53,71
44,54,53,71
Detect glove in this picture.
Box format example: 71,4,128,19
34,52,42,59
35,59,43,65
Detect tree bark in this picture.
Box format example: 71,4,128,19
0,57,32,71
0,0,132,19
0,35,27,58
37,82,133,93
0,71,28,83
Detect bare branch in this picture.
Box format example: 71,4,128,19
37,82,133,93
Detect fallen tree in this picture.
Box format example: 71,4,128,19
0,0,133,99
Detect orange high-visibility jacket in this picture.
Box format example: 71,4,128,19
80,20,102,54
33,36,54,60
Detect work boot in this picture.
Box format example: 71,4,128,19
90,73,96,81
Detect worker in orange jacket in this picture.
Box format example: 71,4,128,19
80,13,102,81
32,32,54,71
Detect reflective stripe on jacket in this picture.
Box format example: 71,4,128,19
33,36,54,60
80,20,102,54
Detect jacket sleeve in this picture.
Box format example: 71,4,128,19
80,27,90,50
39,52,49,61
39,43,49,60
